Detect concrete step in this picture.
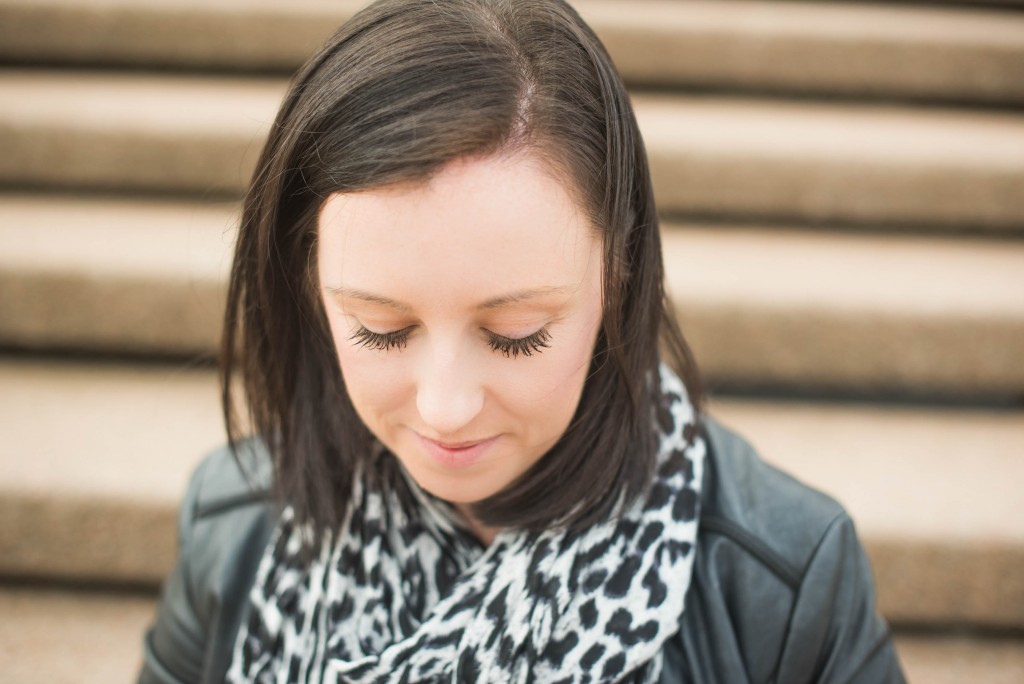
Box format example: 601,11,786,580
712,399,1024,629
0,359,1022,629
896,632,1024,684
0,586,155,684
1,1,1022,106
0,71,277,198
636,93,1024,231
3,195,1023,398
0,359,224,585
1,586,1023,684
661,224,1024,397
2,587,1023,684
589,1,1024,105
1,71,1023,231
0,195,233,355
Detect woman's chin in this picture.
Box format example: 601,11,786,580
410,469,502,505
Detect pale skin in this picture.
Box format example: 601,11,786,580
317,151,604,545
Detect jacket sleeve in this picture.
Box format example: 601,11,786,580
775,513,906,683
137,460,209,684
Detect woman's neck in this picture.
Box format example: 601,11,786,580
454,503,498,546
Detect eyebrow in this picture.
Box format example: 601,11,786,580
477,285,576,310
325,287,413,313
325,285,576,312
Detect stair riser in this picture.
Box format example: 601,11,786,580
648,152,1024,231
2,494,1020,629
1,1,1022,105
0,271,223,356
681,304,1024,398
871,540,1024,629
0,495,177,586
3,359,1020,632
4,586,1022,684
0,125,258,197
2,265,1022,397
3,125,1022,231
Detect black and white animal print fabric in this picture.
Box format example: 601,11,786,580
227,365,705,683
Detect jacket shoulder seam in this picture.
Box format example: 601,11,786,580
766,512,849,683
194,489,273,521
699,514,803,589
799,511,849,584
801,512,860,680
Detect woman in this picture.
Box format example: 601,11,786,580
139,0,905,681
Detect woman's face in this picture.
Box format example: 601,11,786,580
317,152,603,509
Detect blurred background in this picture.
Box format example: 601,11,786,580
0,0,1022,681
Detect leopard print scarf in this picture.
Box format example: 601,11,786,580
227,366,704,683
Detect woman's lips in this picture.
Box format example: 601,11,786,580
414,432,498,469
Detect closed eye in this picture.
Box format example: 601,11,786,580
350,325,552,358
485,328,551,358
349,326,413,351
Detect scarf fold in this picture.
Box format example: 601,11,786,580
227,365,704,683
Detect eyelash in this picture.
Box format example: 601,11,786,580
349,326,412,352
486,328,552,358
349,326,551,358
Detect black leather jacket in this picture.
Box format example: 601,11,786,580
138,418,906,683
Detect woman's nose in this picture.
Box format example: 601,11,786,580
415,346,485,438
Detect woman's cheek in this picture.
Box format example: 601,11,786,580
500,326,594,412
328,325,408,418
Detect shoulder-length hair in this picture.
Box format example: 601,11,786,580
222,0,702,535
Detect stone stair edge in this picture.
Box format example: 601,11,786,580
5,494,1021,627
1,357,1023,627
2,585,1023,684
0,0,1022,105
1,71,1023,231
2,194,1024,396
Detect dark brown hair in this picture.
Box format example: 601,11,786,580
221,0,702,536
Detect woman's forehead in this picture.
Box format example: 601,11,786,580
317,153,602,306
